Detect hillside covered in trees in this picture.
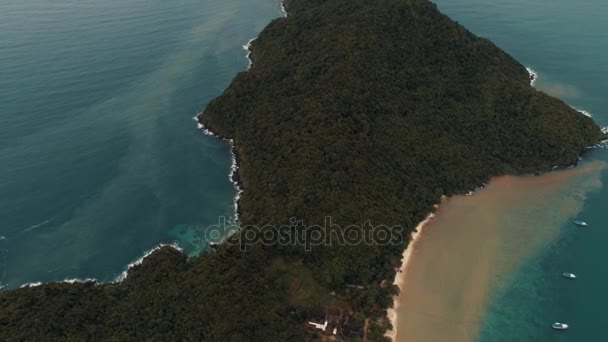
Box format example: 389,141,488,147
0,0,603,340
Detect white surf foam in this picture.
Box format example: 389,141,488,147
15,245,181,289
20,282,42,288
525,68,594,118
588,140,608,150
526,67,538,86
194,112,243,225
228,139,244,224
193,114,217,136
62,278,98,284
114,242,182,283
243,2,287,70
586,127,608,149
192,115,204,129
243,38,256,70
570,106,593,118
195,3,290,227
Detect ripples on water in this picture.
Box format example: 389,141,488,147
0,0,283,288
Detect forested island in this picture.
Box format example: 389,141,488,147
0,0,604,340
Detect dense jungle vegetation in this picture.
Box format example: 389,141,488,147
0,0,603,340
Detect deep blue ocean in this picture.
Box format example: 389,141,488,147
432,0,608,340
1,0,607,339
0,0,283,288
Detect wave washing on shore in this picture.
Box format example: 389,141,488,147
16,242,183,288
114,242,182,282
194,115,243,225
587,127,608,149
19,282,43,289
526,67,538,86
390,162,605,342
528,67,593,118
61,278,98,284
243,39,257,70
195,0,288,227
242,0,288,69
241,1,287,70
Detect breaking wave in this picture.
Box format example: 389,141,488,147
62,278,98,284
526,67,538,86
527,67,595,118
194,114,243,224
114,242,182,283
242,38,256,70
571,106,593,118
20,282,42,288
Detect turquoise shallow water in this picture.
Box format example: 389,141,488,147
432,0,608,340
0,0,283,288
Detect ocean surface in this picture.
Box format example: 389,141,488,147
0,0,283,289
407,0,608,340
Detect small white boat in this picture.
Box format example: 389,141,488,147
573,220,588,227
552,322,569,330
562,272,576,279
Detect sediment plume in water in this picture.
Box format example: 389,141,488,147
393,162,605,342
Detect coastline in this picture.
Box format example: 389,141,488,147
2,0,607,339
195,2,602,339
527,67,597,119
526,67,537,86
113,242,183,282
386,210,437,341
242,0,287,69
194,7,603,339
388,163,605,342
16,242,183,289
196,0,288,226
195,115,243,225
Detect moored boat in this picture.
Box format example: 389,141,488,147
552,322,569,330
562,272,576,279
573,220,588,227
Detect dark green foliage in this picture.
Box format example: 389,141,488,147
203,0,601,330
0,0,602,340
1,246,302,341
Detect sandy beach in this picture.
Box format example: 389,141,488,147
386,211,437,341
388,162,605,342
